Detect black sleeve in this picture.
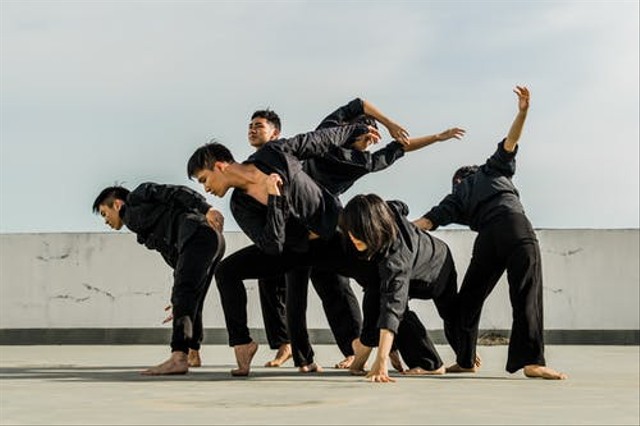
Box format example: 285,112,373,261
315,98,366,130
376,250,411,334
231,193,287,255
484,139,518,177
129,183,211,215
369,142,406,172
272,124,369,160
423,192,464,230
387,200,410,217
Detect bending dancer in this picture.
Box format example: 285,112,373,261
187,124,377,376
338,194,461,383
414,86,567,380
92,183,225,375
250,100,465,371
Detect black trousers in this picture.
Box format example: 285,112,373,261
214,237,361,361
170,226,225,353
258,275,289,350
259,268,361,365
456,213,546,373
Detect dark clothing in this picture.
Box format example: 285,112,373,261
373,200,452,335
256,99,406,363
120,182,225,353
221,127,367,356
258,275,289,349
122,183,213,267
423,140,525,232
306,98,406,196
423,141,547,373
170,226,225,353
231,124,367,255
214,236,359,349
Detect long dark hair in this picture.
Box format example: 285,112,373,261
340,194,398,259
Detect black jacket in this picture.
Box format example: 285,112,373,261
121,182,212,267
362,200,451,335
231,124,367,255
304,98,406,196
423,140,525,231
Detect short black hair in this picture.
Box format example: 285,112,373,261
187,141,235,178
452,165,479,186
340,193,398,259
92,186,130,213
251,109,282,131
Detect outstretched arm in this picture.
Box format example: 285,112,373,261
362,99,410,145
504,86,530,153
403,127,466,153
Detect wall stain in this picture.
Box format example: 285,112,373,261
51,294,90,303
82,283,115,300
544,248,584,256
36,253,70,261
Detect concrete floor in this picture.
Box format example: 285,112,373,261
1,344,638,425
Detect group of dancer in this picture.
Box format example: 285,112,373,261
93,85,568,382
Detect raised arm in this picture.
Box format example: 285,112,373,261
403,127,466,153
275,124,379,160
504,86,530,153
362,99,410,145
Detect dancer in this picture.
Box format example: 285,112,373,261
414,86,567,380
92,183,225,375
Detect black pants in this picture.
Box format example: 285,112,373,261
259,267,361,365
258,275,289,350
214,238,361,360
170,226,225,353
456,213,545,373
283,267,361,366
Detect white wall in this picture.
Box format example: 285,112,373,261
1,230,638,332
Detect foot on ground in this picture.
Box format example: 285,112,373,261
402,365,445,376
231,341,259,377
334,355,354,369
299,362,323,373
264,343,292,367
445,363,478,373
141,352,188,376
524,364,568,380
188,349,201,368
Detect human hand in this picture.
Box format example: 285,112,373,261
352,125,382,151
514,85,530,112
385,121,410,146
365,357,395,383
162,304,173,324
265,173,283,196
206,208,224,232
437,127,466,142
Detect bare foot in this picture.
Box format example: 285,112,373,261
231,341,258,377
334,355,354,369
389,350,404,373
524,364,568,380
474,354,482,368
264,343,292,367
445,363,478,373
298,362,323,373
402,365,445,376
188,349,201,367
141,351,188,376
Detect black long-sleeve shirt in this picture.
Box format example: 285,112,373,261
231,124,367,255
304,98,406,196
360,200,450,335
423,140,525,231
120,182,212,267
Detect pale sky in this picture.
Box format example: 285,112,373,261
1,0,638,233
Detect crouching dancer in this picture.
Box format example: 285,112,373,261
92,183,225,375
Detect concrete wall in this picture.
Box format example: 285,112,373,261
1,230,638,344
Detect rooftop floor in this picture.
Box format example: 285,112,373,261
1,344,638,425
